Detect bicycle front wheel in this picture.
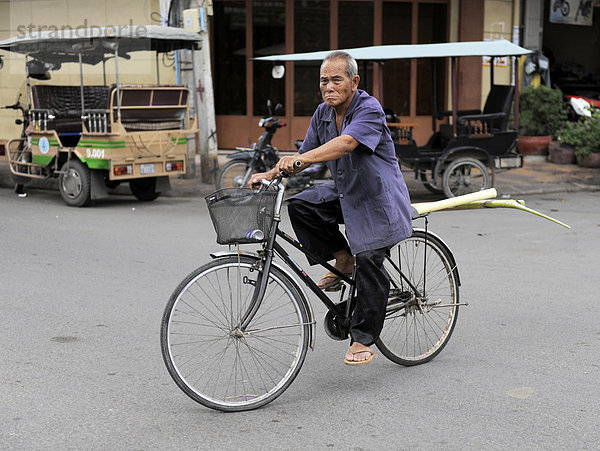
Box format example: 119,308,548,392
161,256,310,412
377,230,460,365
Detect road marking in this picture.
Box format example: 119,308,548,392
506,386,535,399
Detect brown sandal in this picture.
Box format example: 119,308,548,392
317,271,352,291
344,348,376,366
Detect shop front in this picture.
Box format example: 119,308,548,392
211,0,485,151
541,1,600,104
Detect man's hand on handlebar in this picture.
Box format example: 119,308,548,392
247,154,306,189
276,153,306,174
248,168,279,188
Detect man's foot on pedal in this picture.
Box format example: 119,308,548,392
317,271,352,291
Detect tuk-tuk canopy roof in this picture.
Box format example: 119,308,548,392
0,25,202,65
253,40,532,62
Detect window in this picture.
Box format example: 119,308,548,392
339,1,374,94
213,1,246,115
416,2,448,115
382,1,412,116
294,0,330,116
252,0,286,116
213,0,449,122
338,1,373,48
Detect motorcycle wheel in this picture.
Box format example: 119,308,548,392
216,160,256,189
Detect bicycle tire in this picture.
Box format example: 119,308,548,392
376,230,460,365
161,255,310,412
216,160,255,189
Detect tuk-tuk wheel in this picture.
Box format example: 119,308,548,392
130,177,161,202
419,171,443,194
59,160,91,207
441,157,492,198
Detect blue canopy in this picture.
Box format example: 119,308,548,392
253,40,532,62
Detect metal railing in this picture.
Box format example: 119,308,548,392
83,109,110,133
29,109,55,132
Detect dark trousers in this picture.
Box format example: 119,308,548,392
288,199,390,346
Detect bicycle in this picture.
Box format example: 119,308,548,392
160,175,463,412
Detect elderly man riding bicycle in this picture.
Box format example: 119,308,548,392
250,51,413,366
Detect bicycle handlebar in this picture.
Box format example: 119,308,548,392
254,171,291,190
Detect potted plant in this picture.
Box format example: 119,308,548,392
548,139,576,165
518,86,567,156
557,109,600,168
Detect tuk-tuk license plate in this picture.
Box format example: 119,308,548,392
495,156,523,169
140,163,155,174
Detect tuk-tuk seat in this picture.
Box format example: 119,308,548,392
113,85,189,131
30,85,111,141
478,84,514,131
31,85,189,136
438,84,515,132
31,85,110,118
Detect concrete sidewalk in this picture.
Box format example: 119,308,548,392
1,154,599,200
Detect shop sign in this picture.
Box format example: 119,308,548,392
482,38,508,67
483,56,508,67
549,0,594,26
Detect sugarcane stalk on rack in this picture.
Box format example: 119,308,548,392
411,188,571,229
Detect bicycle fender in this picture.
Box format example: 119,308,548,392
209,251,317,349
412,228,461,287
226,151,255,161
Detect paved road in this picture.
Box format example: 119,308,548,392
1,188,599,449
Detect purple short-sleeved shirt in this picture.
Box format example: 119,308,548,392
292,89,413,255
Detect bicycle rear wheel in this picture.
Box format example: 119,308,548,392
376,230,460,365
161,256,310,412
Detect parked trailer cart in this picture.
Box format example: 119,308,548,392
0,25,201,206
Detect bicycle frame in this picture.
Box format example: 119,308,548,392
239,180,353,331
238,178,428,334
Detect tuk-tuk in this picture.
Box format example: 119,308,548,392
255,40,532,198
0,25,200,206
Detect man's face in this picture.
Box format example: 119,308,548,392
319,58,359,109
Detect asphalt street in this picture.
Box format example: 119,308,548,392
1,187,599,449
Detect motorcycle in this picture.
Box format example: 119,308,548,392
2,94,34,192
215,100,329,192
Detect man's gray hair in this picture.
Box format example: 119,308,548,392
322,51,358,79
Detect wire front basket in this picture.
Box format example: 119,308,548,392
206,188,278,245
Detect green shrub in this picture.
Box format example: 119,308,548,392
558,108,600,158
519,86,567,137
